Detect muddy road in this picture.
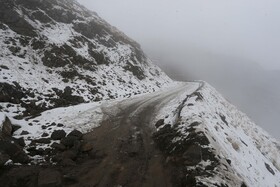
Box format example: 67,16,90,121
75,82,200,187
0,82,201,187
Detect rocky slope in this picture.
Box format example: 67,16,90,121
0,0,171,118
0,0,280,187
153,82,280,187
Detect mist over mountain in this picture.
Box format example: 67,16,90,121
145,46,280,139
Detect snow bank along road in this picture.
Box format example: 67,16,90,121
77,82,201,186
2,81,279,186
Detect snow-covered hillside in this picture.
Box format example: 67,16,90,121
154,82,280,187
0,0,171,118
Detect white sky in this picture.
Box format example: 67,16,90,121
77,0,280,70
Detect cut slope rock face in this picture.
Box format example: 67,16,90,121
0,0,171,117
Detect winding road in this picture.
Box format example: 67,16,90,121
75,82,202,187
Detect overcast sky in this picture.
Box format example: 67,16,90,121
78,0,280,70
76,0,280,138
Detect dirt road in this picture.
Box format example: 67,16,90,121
0,82,201,187
75,82,200,187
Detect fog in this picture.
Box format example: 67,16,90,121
78,0,280,139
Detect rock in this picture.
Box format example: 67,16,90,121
57,123,64,127
0,152,10,166
81,142,94,152
27,147,45,156
38,169,62,187
0,140,29,164
12,124,21,133
51,142,66,151
0,116,13,139
13,137,25,147
50,122,56,126
67,129,83,139
43,148,52,155
62,150,77,160
155,119,164,128
265,162,275,175
61,136,79,147
20,130,30,135
220,114,229,126
226,159,232,165
52,154,62,163
0,83,25,104
51,130,66,140
41,132,49,137
33,138,51,144
183,144,202,166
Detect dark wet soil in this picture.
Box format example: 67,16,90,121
78,98,174,187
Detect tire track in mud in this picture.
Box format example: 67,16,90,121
70,82,202,187
0,82,204,187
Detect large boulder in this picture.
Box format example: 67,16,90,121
0,140,29,164
0,83,25,104
60,136,79,147
60,130,83,148
67,130,83,139
51,142,66,151
0,116,13,139
51,130,66,140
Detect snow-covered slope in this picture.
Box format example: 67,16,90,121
154,82,280,187
0,0,171,118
